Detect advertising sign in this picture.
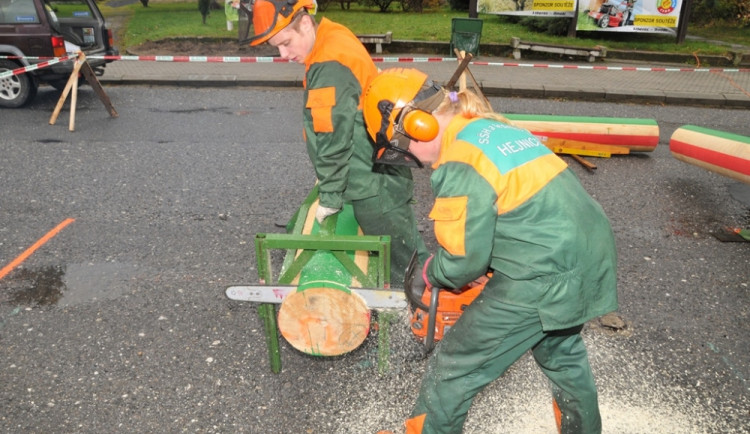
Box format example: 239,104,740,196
477,0,577,17
575,0,682,33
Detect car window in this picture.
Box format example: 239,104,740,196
47,0,93,19
0,0,41,24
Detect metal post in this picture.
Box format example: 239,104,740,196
676,0,693,44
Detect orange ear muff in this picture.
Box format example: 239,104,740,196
402,110,439,142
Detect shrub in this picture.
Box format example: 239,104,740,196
518,17,571,36
690,0,749,27
448,0,469,11
362,0,397,12
402,0,442,12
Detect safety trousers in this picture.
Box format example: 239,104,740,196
406,292,602,434
352,196,428,286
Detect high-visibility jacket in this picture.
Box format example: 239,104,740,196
302,18,414,212
425,116,618,330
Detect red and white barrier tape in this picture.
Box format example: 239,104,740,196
2,54,748,80
0,54,76,79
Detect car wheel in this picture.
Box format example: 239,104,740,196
0,59,38,108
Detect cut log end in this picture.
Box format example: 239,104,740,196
278,287,371,356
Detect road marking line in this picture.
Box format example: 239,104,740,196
0,218,75,280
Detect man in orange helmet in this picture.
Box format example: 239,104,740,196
247,0,429,285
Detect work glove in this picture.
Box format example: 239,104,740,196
419,255,433,291
315,205,340,224
405,253,433,310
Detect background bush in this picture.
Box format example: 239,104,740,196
690,0,749,26
448,0,470,11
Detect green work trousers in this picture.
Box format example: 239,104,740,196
352,195,428,288
410,292,602,434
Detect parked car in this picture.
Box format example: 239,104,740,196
0,0,118,108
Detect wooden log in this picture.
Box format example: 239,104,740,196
278,287,370,356
670,125,750,185
277,200,372,356
505,114,659,152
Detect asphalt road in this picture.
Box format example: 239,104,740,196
1,85,748,433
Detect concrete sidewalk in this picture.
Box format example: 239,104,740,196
98,53,750,108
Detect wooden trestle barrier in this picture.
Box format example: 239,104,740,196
49,51,118,131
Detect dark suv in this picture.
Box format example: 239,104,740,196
0,0,118,107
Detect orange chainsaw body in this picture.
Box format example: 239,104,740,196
410,275,489,343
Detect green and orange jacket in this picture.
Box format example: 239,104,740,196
302,18,414,211
425,116,618,330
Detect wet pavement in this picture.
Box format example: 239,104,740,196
0,85,748,433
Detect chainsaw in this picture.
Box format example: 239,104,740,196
404,252,489,353
225,249,489,355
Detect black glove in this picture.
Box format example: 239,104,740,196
404,251,432,311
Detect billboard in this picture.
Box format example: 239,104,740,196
477,0,683,34
575,0,682,34
477,0,577,17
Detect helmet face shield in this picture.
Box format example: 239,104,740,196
374,140,423,168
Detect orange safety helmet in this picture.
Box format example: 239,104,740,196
248,0,317,46
363,68,444,168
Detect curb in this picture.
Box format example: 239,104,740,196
111,38,750,108
125,37,749,68
384,40,749,68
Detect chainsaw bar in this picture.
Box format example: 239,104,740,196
225,285,408,309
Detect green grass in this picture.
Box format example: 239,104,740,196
103,0,749,56
687,22,750,47
106,1,234,46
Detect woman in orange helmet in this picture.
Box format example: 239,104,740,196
363,68,619,434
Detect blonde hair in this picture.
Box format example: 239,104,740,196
434,88,510,124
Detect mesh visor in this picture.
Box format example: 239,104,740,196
413,80,444,113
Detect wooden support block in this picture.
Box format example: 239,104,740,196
548,146,611,158
570,154,597,170
540,137,630,155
